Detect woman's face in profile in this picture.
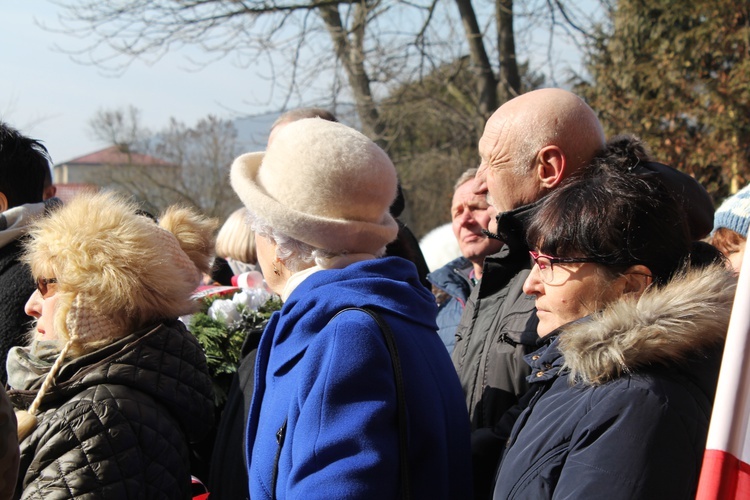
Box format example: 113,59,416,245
24,279,60,341
522,260,623,337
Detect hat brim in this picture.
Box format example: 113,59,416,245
230,152,398,254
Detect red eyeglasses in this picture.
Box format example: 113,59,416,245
529,251,602,285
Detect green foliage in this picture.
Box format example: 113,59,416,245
576,0,750,199
188,293,282,407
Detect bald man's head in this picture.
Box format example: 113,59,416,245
476,88,605,213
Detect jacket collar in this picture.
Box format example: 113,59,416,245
524,335,565,383
486,200,541,257
477,201,541,295
426,256,474,298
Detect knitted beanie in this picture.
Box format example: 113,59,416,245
713,184,750,238
230,118,399,254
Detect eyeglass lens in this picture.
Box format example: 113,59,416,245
534,255,555,284
37,277,57,298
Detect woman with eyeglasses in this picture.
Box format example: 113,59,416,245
6,191,216,498
491,152,735,499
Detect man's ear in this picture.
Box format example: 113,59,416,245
43,185,57,201
0,192,8,213
535,145,566,190
622,264,654,296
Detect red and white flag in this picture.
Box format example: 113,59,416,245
696,253,750,499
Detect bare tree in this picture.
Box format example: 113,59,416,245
52,0,603,152
60,1,604,237
153,115,242,219
88,107,241,219
88,105,149,153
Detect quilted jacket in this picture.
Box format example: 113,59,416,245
7,320,215,499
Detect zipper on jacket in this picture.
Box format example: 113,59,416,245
271,418,288,500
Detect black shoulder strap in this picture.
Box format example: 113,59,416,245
334,306,411,500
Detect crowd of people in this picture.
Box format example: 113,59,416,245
0,87,746,499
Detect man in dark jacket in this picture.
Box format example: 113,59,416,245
451,90,606,498
451,89,607,431
0,122,55,384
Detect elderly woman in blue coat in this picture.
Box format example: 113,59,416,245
492,145,735,499
230,118,472,499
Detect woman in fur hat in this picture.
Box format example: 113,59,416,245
230,118,472,499
6,191,217,498
491,153,734,499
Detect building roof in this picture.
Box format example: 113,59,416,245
60,146,172,167
53,183,99,203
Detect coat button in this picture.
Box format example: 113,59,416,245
543,363,553,369
535,371,544,377
532,355,540,360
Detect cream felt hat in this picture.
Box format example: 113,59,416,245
230,118,399,254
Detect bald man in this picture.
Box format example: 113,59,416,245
476,89,606,214
450,89,605,499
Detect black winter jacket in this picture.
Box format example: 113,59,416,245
493,265,734,500
8,320,215,499
0,239,35,385
451,202,540,430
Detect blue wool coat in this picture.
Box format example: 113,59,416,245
246,257,473,499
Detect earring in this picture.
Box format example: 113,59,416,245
273,262,281,276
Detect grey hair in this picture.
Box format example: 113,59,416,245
246,211,350,272
513,132,546,176
454,167,478,191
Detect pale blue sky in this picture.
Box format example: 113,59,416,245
1,1,276,163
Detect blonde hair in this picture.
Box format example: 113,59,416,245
711,227,746,257
22,191,218,356
215,208,257,265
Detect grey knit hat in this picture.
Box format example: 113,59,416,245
230,118,399,254
713,184,750,238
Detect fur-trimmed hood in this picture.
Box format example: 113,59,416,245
559,264,736,385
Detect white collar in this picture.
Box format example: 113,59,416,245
280,253,376,301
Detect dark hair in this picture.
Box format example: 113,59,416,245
527,158,691,285
0,122,51,208
598,135,715,240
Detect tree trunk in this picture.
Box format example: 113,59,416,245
496,0,521,103
318,4,388,150
453,0,498,134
